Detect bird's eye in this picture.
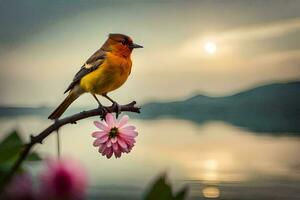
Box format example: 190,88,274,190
122,40,127,45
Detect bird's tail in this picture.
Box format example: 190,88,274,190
48,92,79,120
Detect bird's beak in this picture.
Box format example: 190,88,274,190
129,43,143,49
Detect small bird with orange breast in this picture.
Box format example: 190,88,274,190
48,33,143,120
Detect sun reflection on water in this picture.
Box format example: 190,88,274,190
202,159,219,182
202,186,220,199
199,159,221,198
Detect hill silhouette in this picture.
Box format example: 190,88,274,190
140,81,300,135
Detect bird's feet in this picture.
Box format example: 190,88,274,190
112,102,121,118
98,105,109,120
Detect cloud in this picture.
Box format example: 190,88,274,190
180,17,300,58
214,17,300,42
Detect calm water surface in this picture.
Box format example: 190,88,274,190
1,116,300,200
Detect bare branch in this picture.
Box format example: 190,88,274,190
0,101,140,190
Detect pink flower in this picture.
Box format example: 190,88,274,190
39,158,88,200
4,173,35,200
92,113,138,158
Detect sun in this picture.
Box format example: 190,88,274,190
203,41,217,54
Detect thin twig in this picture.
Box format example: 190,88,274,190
0,101,140,191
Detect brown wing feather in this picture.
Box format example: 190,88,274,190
64,49,106,94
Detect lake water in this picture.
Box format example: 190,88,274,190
1,116,300,200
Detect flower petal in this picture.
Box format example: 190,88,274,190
93,139,102,147
112,143,119,151
102,147,109,156
114,148,121,158
92,131,107,138
120,130,138,137
98,135,109,143
106,140,112,147
111,137,118,143
93,135,110,146
98,145,105,153
94,121,108,131
120,125,136,131
106,148,113,159
118,115,129,128
124,137,136,146
117,137,127,149
127,143,135,149
105,113,116,127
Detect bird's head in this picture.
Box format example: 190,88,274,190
102,33,143,57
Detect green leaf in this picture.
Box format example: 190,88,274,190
0,162,12,175
144,173,188,200
0,130,42,166
144,174,173,200
0,130,42,187
0,130,23,163
173,186,188,200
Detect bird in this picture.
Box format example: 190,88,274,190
48,33,143,120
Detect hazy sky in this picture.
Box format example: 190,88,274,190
0,0,300,106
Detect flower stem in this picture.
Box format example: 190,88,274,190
56,130,60,159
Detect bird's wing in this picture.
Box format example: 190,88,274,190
64,49,106,93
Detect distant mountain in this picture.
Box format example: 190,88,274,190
0,106,50,117
0,106,83,118
140,81,300,134
1,81,300,134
